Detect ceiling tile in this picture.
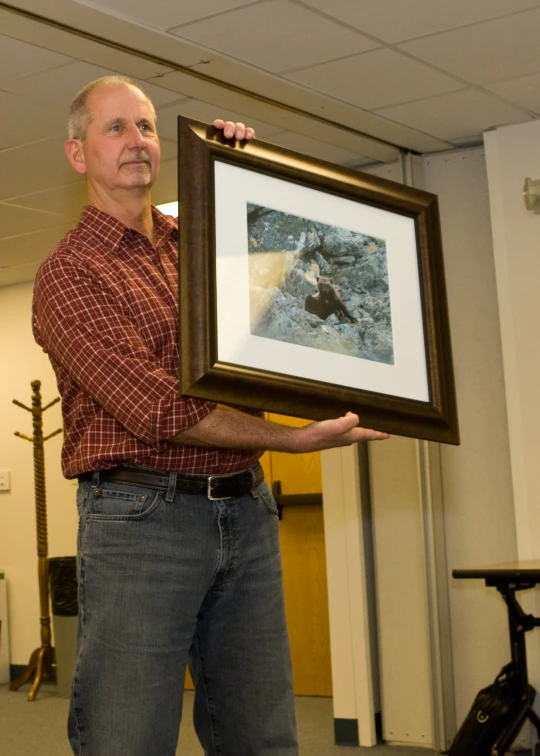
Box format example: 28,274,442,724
136,80,192,109
0,224,76,269
0,261,41,287
0,138,80,201
0,93,66,151
5,182,87,219
266,130,365,164
165,99,286,138
400,7,540,85
486,73,540,115
155,97,285,140
154,100,201,141
286,48,463,110
374,89,532,141
159,138,178,162
4,61,186,111
3,11,176,82
73,0,258,30
3,62,115,110
297,0,540,44
170,0,379,73
0,34,73,84
0,203,77,239
156,62,451,155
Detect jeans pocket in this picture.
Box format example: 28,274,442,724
254,480,279,517
76,483,90,518
86,483,163,520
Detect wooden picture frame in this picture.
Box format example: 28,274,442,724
177,117,459,444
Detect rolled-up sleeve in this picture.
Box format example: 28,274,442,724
33,254,215,447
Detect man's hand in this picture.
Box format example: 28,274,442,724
213,119,255,141
294,412,389,453
173,406,389,453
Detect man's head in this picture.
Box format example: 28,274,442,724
65,76,161,201
67,75,157,141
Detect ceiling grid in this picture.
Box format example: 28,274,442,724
1,0,539,285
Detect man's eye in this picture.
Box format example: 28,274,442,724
111,124,121,132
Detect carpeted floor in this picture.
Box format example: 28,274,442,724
0,683,437,755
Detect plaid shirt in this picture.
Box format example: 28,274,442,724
32,205,261,478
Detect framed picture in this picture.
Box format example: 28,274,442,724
177,117,459,445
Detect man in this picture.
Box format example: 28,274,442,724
32,75,389,756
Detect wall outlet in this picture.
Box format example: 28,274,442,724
0,471,11,492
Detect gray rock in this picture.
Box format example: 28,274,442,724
314,251,331,275
247,205,394,364
333,256,356,266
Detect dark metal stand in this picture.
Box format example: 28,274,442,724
453,565,540,755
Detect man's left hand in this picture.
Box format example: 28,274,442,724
213,119,255,141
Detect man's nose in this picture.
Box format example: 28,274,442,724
127,123,146,147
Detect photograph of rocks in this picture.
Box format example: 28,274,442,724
247,202,394,365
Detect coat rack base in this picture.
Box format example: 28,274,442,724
9,644,55,702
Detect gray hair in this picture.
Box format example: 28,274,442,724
67,75,157,140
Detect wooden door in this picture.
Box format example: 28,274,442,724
186,414,332,697
260,414,332,697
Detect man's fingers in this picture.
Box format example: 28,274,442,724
334,413,390,441
234,122,246,140
213,119,256,141
341,413,389,440
297,415,389,452
359,428,390,441
343,425,389,442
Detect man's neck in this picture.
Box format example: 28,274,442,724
87,186,155,243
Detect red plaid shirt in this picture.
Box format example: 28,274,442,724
32,205,260,478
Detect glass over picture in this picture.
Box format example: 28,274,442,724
247,202,395,365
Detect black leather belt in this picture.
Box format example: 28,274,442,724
78,463,263,501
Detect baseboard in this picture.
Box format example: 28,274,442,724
334,718,359,746
10,664,27,681
375,711,382,740
10,664,56,682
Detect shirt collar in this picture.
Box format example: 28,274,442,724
78,204,178,253
152,205,178,247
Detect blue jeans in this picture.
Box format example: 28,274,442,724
69,465,297,755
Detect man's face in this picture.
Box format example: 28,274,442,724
75,83,160,194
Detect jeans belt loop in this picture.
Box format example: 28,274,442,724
166,472,177,503
91,471,100,488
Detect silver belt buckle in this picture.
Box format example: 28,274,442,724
207,473,235,501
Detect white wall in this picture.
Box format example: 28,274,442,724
423,148,519,725
485,121,540,565
0,282,78,667
364,148,519,746
484,121,540,727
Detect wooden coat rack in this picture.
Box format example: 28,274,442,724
9,380,62,701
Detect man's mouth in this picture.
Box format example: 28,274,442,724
120,154,151,167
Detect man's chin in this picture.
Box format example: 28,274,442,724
126,178,154,188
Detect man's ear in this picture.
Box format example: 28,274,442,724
64,139,87,175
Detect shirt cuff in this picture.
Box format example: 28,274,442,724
156,394,217,446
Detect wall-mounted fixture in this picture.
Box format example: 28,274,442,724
523,177,540,213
